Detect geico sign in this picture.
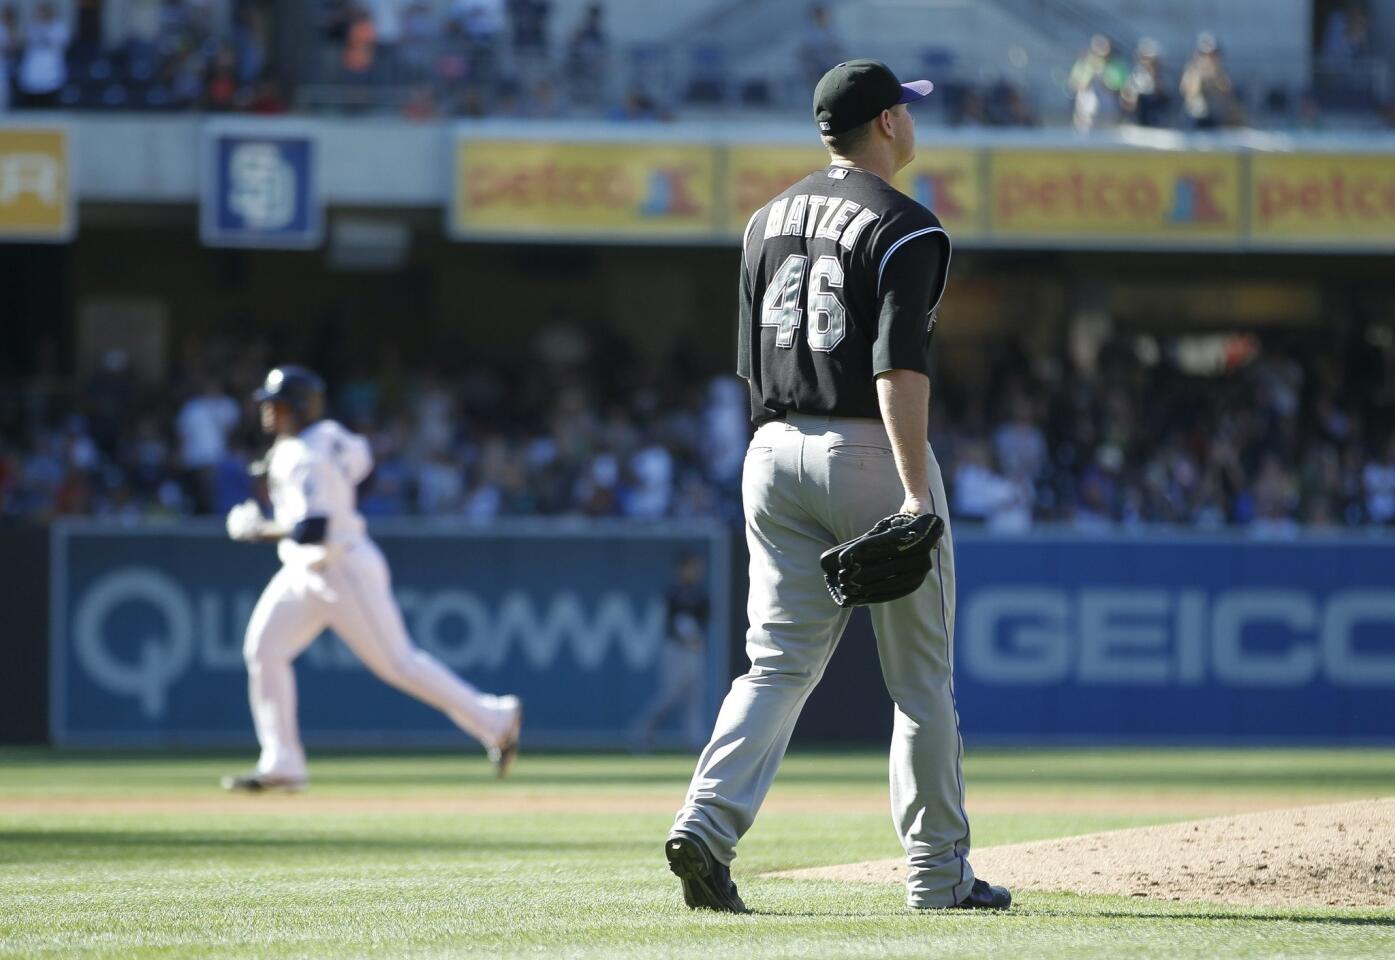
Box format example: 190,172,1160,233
962,588,1395,688
71,568,666,718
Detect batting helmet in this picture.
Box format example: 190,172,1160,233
253,365,325,422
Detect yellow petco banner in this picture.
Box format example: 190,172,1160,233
1251,153,1395,248
452,140,717,239
988,149,1242,245
0,127,74,242
722,145,983,239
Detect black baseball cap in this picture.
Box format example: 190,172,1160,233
813,59,934,135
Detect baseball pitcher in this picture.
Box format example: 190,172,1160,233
665,60,1010,912
221,365,523,791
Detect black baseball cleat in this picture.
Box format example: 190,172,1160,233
488,698,523,779
220,773,307,793
949,878,1012,910
665,831,748,913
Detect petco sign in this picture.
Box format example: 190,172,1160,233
51,523,727,747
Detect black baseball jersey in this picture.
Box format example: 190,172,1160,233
736,164,951,425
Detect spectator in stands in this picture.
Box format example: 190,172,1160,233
993,393,1048,482
175,378,240,513
1070,467,1116,532
952,442,1033,531
1364,436,1395,525
508,0,551,87
608,88,664,123
984,78,1035,127
524,76,563,117
1068,35,1127,132
450,0,505,89
341,4,378,79
565,1,607,108
701,377,748,488
399,0,438,82
797,4,844,93
451,0,506,43
1121,38,1170,127
362,0,404,81
402,82,438,118
247,78,288,114
1321,1,1370,62
165,37,207,106
625,434,674,520
204,44,241,110
1293,90,1324,130
73,0,103,63
231,5,267,88
15,2,69,109
83,348,135,455
1249,455,1301,538
1180,32,1242,130
0,5,18,113
318,0,355,48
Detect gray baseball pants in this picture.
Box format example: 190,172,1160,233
671,413,975,909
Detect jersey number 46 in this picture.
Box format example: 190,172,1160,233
761,254,846,352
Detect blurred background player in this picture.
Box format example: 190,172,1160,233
221,364,523,791
629,551,709,752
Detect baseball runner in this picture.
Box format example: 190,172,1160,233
221,365,523,792
665,60,1010,912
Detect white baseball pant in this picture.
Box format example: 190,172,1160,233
242,539,516,780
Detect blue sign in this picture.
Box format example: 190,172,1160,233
201,131,321,248
50,522,729,748
950,534,1395,742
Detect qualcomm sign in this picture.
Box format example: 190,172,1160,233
963,587,1395,688
71,567,665,720
53,526,724,745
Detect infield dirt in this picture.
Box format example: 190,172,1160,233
772,797,1395,908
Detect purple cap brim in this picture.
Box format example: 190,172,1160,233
898,79,935,103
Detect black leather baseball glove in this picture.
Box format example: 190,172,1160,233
819,513,945,607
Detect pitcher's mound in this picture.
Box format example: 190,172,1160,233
771,797,1395,908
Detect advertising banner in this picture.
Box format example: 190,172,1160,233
952,535,1395,741
201,130,322,249
0,126,74,242
723,145,827,235
893,147,984,239
988,149,1243,245
1250,152,1395,248
51,523,729,748
452,139,718,240
722,145,983,239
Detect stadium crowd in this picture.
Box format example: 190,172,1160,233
4,325,1394,535
1066,19,1383,133
0,0,281,112
1,1,1389,129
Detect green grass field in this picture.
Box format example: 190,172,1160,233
2,748,1393,959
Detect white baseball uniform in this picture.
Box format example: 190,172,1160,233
241,418,518,782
